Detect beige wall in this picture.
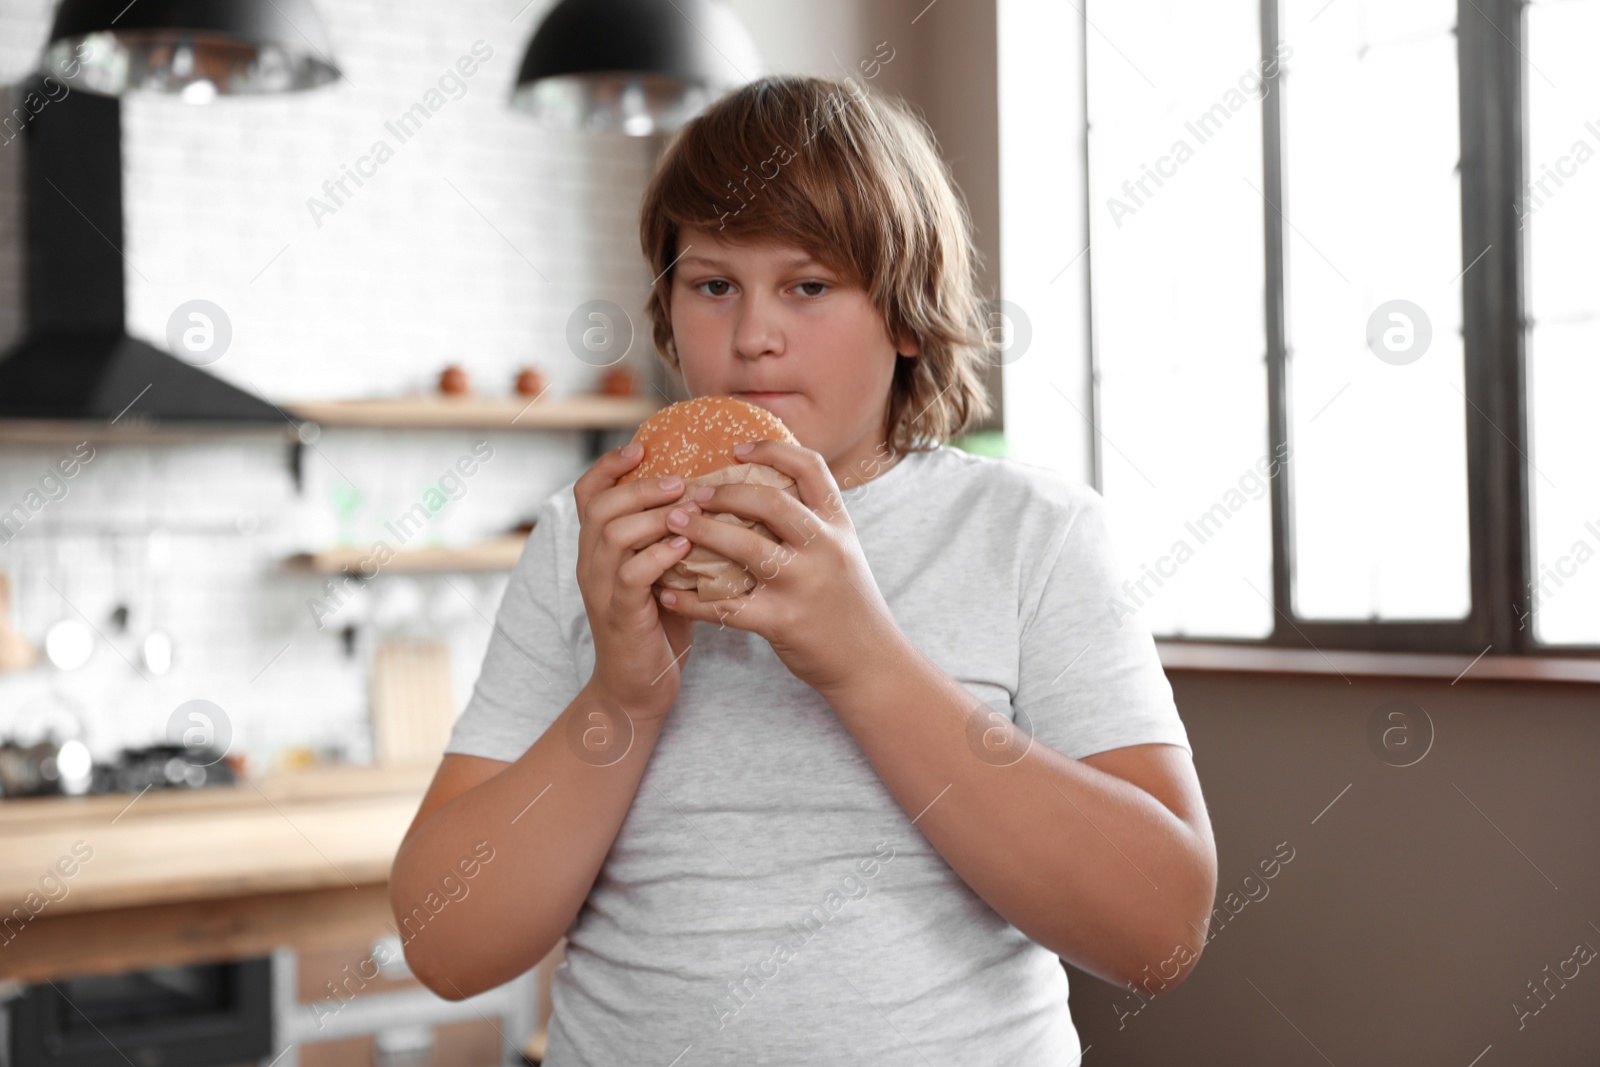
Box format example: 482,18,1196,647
1069,669,1600,1066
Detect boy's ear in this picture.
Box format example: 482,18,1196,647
891,329,921,357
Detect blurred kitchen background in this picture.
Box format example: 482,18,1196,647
0,0,1008,780
0,0,1597,1064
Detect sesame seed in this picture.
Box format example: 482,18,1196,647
619,395,797,483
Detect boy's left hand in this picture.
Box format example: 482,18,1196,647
655,439,904,701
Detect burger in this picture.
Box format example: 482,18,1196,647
618,395,800,601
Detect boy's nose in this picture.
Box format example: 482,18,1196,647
732,298,782,359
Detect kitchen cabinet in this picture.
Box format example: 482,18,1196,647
0,765,548,1066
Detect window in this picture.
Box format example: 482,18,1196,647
1081,0,1599,655
1278,0,1469,623
1523,0,1600,646
1083,0,1272,641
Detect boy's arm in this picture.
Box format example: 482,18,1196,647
823,631,1217,992
388,680,669,1000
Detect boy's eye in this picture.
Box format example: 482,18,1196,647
691,279,831,297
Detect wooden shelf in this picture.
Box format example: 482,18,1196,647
0,395,660,442
284,393,661,430
0,419,296,445
1156,640,1600,685
288,532,528,574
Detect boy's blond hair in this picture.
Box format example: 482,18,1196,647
638,75,995,452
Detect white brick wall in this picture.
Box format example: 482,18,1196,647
0,428,600,770
0,0,668,771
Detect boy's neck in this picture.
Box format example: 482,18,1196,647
830,440,903,492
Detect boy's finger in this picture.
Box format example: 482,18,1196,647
574,442,645,513
660,583,761,633
735,440,847,521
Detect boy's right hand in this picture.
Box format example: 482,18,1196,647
573,443,698,723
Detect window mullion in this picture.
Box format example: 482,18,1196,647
1262,0,1295,642
1458,0,1531,654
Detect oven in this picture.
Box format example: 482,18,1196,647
5,957,271,1067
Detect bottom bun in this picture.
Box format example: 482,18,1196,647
656,462,799,601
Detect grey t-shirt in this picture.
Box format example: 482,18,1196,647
445,443,1191,1065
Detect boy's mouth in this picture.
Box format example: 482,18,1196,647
733,391,797,407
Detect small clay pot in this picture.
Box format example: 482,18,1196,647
515,367,547,397
439,365,470,395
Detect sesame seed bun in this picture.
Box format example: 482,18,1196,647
618,395,799,484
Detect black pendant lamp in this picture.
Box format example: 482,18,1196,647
40,0,342,101
512,0,760,136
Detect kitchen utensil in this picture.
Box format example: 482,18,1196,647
330,483,363,547
370,640,455,767
0,696,92,796
44,538,95,671
141,526,174,676
0,572,39,671
92,743,236,794
142,631,174,675
108,529,133,635
43,620,93,670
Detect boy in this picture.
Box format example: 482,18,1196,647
392,75,1216,1064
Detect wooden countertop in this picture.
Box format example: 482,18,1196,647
0,764,433,917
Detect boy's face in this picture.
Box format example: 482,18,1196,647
668,226,917,490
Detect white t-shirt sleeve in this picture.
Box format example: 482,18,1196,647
444,493,584,764
1013,485,1192,761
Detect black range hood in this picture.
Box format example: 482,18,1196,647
0,74,283,427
